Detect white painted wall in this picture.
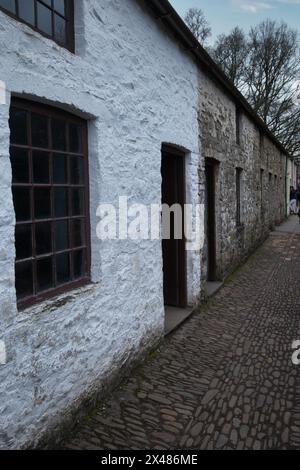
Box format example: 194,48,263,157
0,0,201,448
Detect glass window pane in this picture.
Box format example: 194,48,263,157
56,252,70,285
70,156,84,185
54,0,65,15
18,0,35,25
32,113,49,148
52,119,66,151
54,14,66,44
9,108,27,145
15,261,33,299
55,220,69,251
73,250,86,279
13,187,31,222
69,123,83,153
54,188,68,217
34,188,51,219
72,219,85,248
37,1,52,36
10,102,88,301
33,151,50,184
36,222,52,255
36,256,53,292
71,188,84,216
53,153,68,184
0,0,16,14
10,148,29,183
15,224,32,260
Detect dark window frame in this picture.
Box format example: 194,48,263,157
236,106,242,146
259,130,264,158
260,168,264,216
10,98,91,310
0,0,75,52
236,167,243,227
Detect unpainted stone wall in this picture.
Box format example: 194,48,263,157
199,69,286,281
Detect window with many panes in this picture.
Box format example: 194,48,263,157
0,0,74,51
9,99,90,309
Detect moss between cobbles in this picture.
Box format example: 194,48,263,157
224,242,264,285
145,348,161,364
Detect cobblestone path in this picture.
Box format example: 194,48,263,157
63,218,300,450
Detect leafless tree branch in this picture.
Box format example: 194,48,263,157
184,8,212,45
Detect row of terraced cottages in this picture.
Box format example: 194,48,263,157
0,0,292,449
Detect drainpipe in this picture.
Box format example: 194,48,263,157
286,156,287,217
285,155,288,218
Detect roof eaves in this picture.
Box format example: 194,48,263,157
144,0,291,158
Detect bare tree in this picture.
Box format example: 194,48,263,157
245,20,300,158
270,101,300,159
184,8,211,45
246,21,299,118
212,27,248,88
211,20,300,158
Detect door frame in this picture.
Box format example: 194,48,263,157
161,145,187,308
205,158,217,282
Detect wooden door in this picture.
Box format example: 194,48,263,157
205,160,217,281
161,148,187,307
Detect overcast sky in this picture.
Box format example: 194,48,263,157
169,0,300,43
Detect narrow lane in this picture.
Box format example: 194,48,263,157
63,217,300,450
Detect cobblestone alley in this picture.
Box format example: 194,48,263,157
63,217,300,451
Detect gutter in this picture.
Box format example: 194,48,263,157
144,0,291,159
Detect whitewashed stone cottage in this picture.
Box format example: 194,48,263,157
0,0,289,448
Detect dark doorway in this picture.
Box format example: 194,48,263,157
205,159,217,281
161,147,187,308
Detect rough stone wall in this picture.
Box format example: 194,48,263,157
199,69,287,281
0,0,201,449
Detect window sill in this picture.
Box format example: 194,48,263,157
18,279,97,316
